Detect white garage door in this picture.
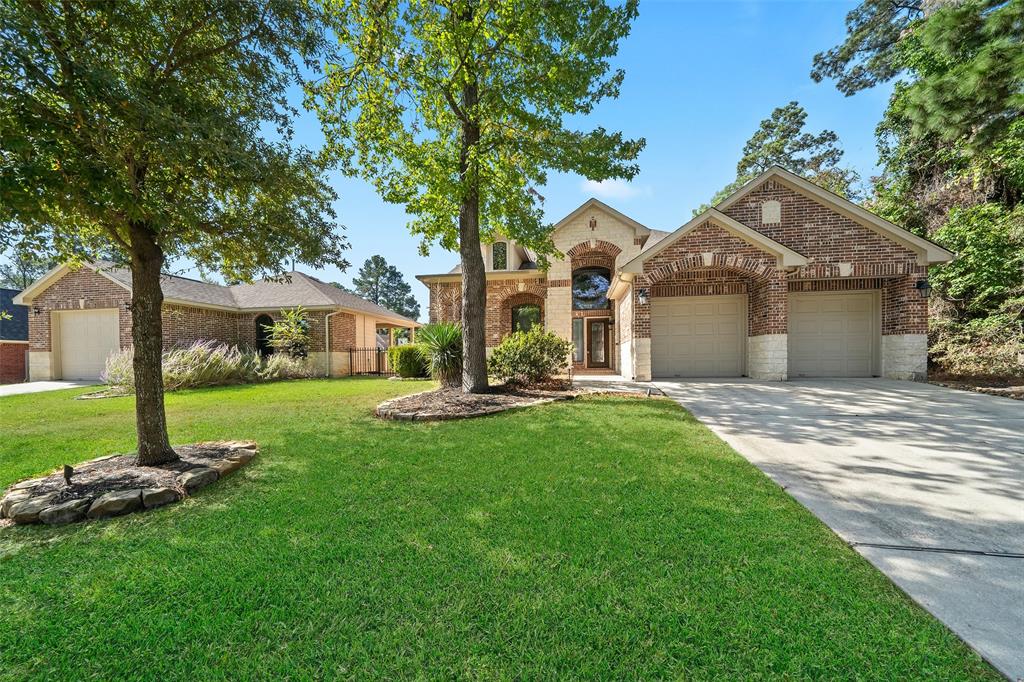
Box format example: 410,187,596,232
651,295,746,378
788,292,877,378
58,309,120,380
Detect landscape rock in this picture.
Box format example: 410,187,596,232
210,458,244,477
142,487,180,509
1,490,34,518
39,498,92,525
87,489,143,519
8,493,59,524
177,467,218,492
229,448,257,464
10,478,44,491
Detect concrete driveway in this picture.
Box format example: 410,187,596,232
655,378,1023,680
0,380,100,398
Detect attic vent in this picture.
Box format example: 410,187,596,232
760,200,781,225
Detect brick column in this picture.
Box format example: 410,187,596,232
632,279,651,380
881,274,928,381
747,273,787,380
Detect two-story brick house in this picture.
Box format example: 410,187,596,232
417,166,954,381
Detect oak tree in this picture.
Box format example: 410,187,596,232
0,0,348,464
310,0,644,392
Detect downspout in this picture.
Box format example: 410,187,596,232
325,310,343,378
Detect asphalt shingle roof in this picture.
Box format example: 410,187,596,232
92,262,418,325
0,288,28,341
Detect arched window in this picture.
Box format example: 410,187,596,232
492,241,508,270
511,303,541,333
572,267,611,310
255,314,274,357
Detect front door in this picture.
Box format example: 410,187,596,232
587,319,609,368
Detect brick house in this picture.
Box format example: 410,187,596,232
14,263,419,381
1,288,29,383
418,166,953,381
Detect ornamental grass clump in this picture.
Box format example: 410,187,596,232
102,340,318,393
488,328,573,387
417,323,462,388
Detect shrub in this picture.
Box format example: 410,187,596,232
417,322,462,388
102,340,320,392
265,307,311,358
388,343,428,378
488,328,572,386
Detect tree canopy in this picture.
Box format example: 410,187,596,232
0,246,54,290
310,0,643,391
841,0,1024,375
0,0,348,463
700,101,861,212
351,255,421,320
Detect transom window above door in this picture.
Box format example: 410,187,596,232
572,267,611,310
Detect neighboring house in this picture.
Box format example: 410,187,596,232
0,288,29,384
14,262,420,381
418,166,954,382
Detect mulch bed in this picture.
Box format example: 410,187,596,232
929,373,1024,400
376,385,578,421
0,441,258,527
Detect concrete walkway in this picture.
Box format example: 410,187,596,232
652,378,1023,680
0,380,100,397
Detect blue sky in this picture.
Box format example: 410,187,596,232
200,0,893,320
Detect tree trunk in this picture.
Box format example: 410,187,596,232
458,75,488,394
128,223,177,466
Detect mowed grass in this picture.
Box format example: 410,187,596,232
0,379,998,680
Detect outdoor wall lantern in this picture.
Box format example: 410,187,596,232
32,306,41,316
636,288,650,305
914,279,932,299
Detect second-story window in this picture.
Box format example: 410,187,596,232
492,242,508,270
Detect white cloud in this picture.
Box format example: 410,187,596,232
579,178,652,201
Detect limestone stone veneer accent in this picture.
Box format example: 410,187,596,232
882,334,928,382
747,334,787,380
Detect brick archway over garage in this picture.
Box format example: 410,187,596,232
643,252,777,286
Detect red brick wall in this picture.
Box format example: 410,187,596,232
638,221,781,338
29,268,132,352
723,179,921,275
0,342,27,383
163,305,242,348
425,279,549,348
29,268,352,357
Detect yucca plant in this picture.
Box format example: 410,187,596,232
417,322,463,389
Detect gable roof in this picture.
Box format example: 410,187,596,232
620,208,808,273
15,262,419,326
716,166,954,265
554,197,655,237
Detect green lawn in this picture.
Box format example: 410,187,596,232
0,379,998,680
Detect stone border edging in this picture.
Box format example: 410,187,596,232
0,441,258,526
375,390,575,422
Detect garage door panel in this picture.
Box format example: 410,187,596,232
58,309,120,380
651,295,745,378
788,293,877,378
